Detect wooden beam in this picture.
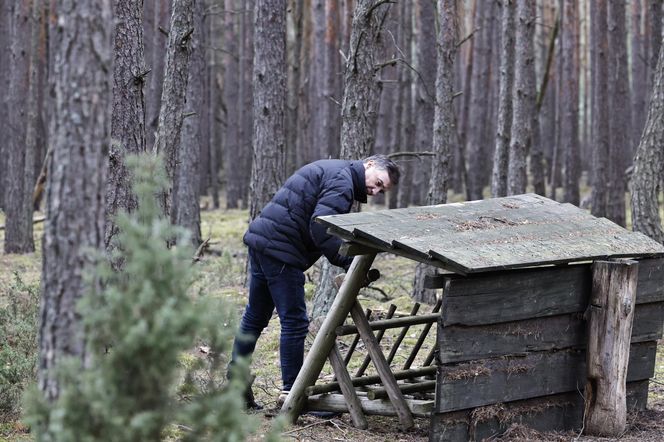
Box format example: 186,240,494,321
386,303,421,364
343,308,371,365
305,366,438,396
328,343,368,429
367,380,436,400
584,259,639,437
336,313,439,336
280,253,377,424
338,241,382,256
355,304,397,377
307,393,433,418
403,298,442,370
350,301,414,429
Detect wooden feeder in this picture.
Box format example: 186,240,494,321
279,194,664,441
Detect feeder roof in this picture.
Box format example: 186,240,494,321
316,193,664,275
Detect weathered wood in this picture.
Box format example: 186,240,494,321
339,241,382,256
350,301,414,429
305,366,438,396
430,380,649,442
438,303,664,363
435,341,656,413
306,393,433,418
343,308,371,365
355,304,397,377
281,253,376,423
336,313,439,336
403,298,442,370
385,303,421,365
367,380,436,400
634,257,664,303
317,194,664,273
584,259,638,437
328,343,367,429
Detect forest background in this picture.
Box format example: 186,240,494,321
2,0,664,440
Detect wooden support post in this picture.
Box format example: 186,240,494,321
281,253,377,424
355,304,397,377
403,298,442,370
584,259,639,437
328,343,368,429
305,366,438,395
386,303,420,364
350,301,414,430
367,380,437,400
343,309,371,365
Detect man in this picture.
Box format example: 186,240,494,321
231,155,400,407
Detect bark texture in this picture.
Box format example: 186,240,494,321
630,34,664,245
4,0,34,253
607,0,631,227
173,0,203,245
223,0,242,208
153,0,194,217
249,0,287,221
106,0,148,250
39,0,112,400
590,1,610,218
491,0,515,198
414,0,458,305
561,0,579,205
507,0,535,196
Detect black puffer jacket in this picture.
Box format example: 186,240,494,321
244,159,367,270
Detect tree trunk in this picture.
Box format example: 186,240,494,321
39,0,112,401
207,1,223,208
606,0,631,227
146,0,170,149
561,0,579,205
590,1,610,218
172,0,203,245
239,0,255,210
313,0,391,319
249,0,287,222
286,0,304,174
414,0,458,305
223,0,241,208
5,0,34,254
396,0,414,209
412,0,437,206
0,0,12,210
631,1,647,150
491,0,515,198
153,0,194,217
105,0,148,250
311,0,327,160
465,2,492,200
630,33,664,245
507,0,535,196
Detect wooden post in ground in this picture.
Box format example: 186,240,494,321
281,253,377,424
328,343,368,429
584,259,639,436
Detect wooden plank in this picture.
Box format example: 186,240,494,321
438,303,664,363
584,259,639,436
350,301,414,429
434,341,656,413
327,343,367,429
305,366,437,396
281,253,377,423
440,263,664,327
318,194,664,274
367,380,436,400
430,380,649,442
306,394,433,418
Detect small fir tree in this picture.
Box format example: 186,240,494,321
25,154,274,441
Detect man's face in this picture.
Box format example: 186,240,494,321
364,161,393,196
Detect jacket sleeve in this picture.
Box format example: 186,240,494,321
309,176,354,270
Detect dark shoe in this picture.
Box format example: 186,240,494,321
243,375,263,410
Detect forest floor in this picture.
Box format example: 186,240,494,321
1,198,664,441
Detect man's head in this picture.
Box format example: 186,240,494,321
363,155,400,196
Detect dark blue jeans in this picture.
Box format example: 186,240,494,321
232,248,308,391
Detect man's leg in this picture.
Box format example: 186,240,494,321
230,249,275,408
255,253,308,391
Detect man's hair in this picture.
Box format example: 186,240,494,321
363,154,400,186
